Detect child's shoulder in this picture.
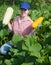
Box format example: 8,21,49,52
27,16,33,23
13,16,20,21
14,16,20,19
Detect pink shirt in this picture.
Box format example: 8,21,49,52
12,16,33,36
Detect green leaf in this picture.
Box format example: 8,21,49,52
12,34,22,45
30,10,41,20
0,29,10,38
49,57,51,64
22,35,42,58
22,35,38,51
45,36,51,45
5,59,12,65
22,42,28,51
36,55,50,65
36,56,45,63
30,51,41,58
9,48,18,56
43,10,50,19
49,25,51,29
21,62,34,65
43,21,50,26
3,29,10,35
0,29,4,38
29,43,42,52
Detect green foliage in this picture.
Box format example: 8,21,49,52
22,36,42,58
21,62,34,65
30,10,42,20
12,34,22,46
0,0,51,65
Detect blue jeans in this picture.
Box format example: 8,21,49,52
0,41,14,55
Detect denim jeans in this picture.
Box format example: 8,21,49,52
0,41,14,55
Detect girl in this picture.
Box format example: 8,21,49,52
8,2,33,37
0,2,33,55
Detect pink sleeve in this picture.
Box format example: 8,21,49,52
12,16,18,29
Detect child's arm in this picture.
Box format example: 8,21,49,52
7,22,12,31
7,16,18,31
